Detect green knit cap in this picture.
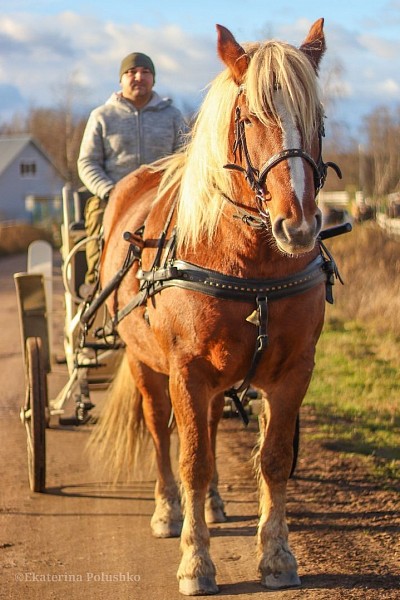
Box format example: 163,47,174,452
119,52,156,81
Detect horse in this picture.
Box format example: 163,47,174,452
93,18,339,595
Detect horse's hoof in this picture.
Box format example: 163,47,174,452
151,520,182,538
179,576,219,596
261,570,301,589
205,506,227,524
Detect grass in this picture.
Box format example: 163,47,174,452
303,222,400,484
305,317,400,484
324,222,400,336
0,222,54,256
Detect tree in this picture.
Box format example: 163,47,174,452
363,105,400,197
24,107,87,185
0,72,89,187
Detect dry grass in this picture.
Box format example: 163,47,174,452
306,224,400,482
0,223,53,256
324,222,400,338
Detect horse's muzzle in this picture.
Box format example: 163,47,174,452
272,210,322,254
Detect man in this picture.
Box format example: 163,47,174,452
77,52,186,297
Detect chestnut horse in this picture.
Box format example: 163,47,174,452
94,19,337,595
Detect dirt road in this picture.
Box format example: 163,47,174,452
0,253,398,599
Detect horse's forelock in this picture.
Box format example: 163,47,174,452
244,40,322,145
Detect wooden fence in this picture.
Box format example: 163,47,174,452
376,213,400,238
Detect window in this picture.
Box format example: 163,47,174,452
20,162,37,177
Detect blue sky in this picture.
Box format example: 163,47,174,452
1,1,400,137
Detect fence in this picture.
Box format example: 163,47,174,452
318,191,350,206
376,213,400,239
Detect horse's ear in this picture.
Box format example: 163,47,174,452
216,24,249,84
300,18,326,72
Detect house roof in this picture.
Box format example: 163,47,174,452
0,134,65,179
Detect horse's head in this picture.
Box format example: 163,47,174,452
217,19,337,255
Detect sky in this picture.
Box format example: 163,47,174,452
1,0,400,138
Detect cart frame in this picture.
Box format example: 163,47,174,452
15,185,124,492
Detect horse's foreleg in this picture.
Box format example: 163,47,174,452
206,392,226,524
138,366,182,538
170,375,218,596
257,402,301,590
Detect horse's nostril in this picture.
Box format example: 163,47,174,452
272,217,286,241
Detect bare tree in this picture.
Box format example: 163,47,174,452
363,105,400,197
51,70,90,184
22,107,87,186
0,71,89,186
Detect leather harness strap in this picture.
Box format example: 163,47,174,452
223,99,342,221
136,253,330,303
225,295,269,425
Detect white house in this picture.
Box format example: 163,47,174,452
0,135,66,223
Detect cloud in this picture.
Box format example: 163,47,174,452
379,78,400,95
359,32,400,60
0,12,223,117
0,10,399,129
0,14,76,57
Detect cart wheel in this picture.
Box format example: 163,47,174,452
23,337,47,492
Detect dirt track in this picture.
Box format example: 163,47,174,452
0,253,399,599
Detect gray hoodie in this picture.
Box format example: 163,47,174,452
77,91,186,200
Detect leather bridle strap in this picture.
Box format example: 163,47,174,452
258,147,321,190
224,105,342,207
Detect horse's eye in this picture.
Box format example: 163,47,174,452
242,117,253,127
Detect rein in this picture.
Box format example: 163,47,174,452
81,217,348,427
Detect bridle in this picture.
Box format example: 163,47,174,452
223,89,342,222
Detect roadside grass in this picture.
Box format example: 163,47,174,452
324,222,400,336
0,223,54,256
305,317,400,485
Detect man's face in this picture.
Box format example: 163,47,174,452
120,66,154,108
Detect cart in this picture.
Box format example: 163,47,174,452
14,184,124,492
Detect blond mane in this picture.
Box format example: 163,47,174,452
156,38,323,250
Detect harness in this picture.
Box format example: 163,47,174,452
80,90,347,425
81,221,348,425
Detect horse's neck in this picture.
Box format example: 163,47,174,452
144,185,320,278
